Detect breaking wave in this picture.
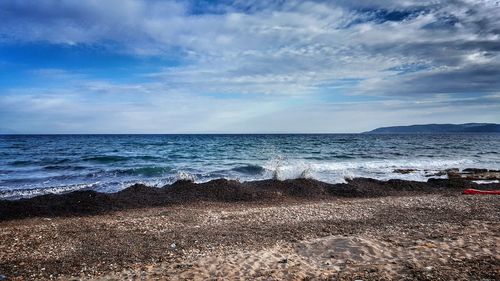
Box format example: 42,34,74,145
117,167,172,177
84,156,130,163
231,164,266,175
0,182,100,200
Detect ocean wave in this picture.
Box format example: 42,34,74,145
42,165,87,171
9,160,33,166
1,159,498,199
476,151,499,155
9,158,72,166
84,156,129,163
117,167,172,177
0,182,100,200
231,164,265,175
307,158,477,172
135,155,165,161
2,134,499,200
258,158,483,183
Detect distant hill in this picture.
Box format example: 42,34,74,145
364,123,500,134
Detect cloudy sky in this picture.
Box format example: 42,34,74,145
0,0,499,133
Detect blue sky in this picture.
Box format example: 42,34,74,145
0,0,499,133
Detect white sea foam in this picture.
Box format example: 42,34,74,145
0,182,100,200
260,157,485,183
472,180,499,184
175,171,197,182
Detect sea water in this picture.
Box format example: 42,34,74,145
0,134,499,199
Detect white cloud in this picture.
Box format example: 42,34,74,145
1,0,499,132
2,0,499,95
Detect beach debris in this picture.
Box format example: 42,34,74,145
393,169,417,174
443,168,500,181
170,243,177,249
446,169,462,179
278,258,288,264
463,168,488,173
463,189,500,195
420,168,500,181
174,264,193,269
422,242,436,248
463,170,500,181
0,274,6,280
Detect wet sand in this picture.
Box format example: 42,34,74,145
0,178,499,280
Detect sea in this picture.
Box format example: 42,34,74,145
0,134,499,199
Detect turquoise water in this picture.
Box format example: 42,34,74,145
1,134,499,199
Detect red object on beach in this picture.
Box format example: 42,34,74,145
463,189,500,195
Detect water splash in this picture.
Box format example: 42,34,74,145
175,171,197,182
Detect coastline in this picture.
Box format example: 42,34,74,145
1,173,500,221
0,176,499,280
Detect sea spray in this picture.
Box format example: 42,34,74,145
175,171,197,182
264,155,314,180
299,166,313,179
265,154,285,180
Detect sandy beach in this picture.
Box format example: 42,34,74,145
2,0,500,279
0,177,499,280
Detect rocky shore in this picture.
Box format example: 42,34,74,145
0,176,499,280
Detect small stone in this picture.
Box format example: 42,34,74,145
393,169,417,174
278,258,288,264
170,243,176,249
424,266,433,271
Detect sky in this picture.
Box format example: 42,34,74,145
0,0,499,133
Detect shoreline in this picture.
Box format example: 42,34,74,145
0,176,499,280
1,174,500,221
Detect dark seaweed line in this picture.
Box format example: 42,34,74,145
1,177,498,221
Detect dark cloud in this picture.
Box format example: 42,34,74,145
363,63,500,96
